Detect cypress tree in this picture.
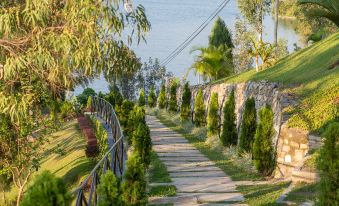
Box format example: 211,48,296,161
238,97,257,154
126,106,146,144
317,122,339,205
168,81,178,112
120,99,135,128
148,86,157,108
209,17,234,49
97,171,122,206
194,89,205,127
121,154,147,206
86,96,92,111
132,123,152,168
207,93,219,136
180,82,192,120
220,90,237,146
138,89,146,106
158,84,167,109
253,105,275,176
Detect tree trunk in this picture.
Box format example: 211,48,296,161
255,55,259,72
274,0,279,45
16,187,23,206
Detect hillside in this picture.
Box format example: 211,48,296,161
216,33,339,133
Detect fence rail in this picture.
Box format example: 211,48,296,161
72,96,126,206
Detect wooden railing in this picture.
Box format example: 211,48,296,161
72,96,126,206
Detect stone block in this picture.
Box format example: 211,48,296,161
284,155,292,163
284,139,289,145
294,150,304,162
300,143,308,149
282,145,290,152
290,141,300,148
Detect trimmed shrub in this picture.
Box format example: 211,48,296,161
21,171,71,206
253,105,275,176
122,154,147,206
168,82,178,112
158,84,167,109
207,93,219,136
138,89,146,106
220,90,237,146
148,86,157,108
317,122,339,205
126,106,146,144
132,123,152,168
180,82,191,120
97,171,122,206
194,89,205,127
238,97,257,154
120,99,135,128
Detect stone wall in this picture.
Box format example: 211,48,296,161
175,80,320,180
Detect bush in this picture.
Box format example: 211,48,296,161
77,87,96,106
132,123,152,168
105,88,123,113
220,90,237,146
120,100,135,128
86,96,92,111
126,106,146,144
238,97,257,154
59,101,75,120
138,89,146,106
97,171,122,206
121,154,147,206
21,171,71,206
207,93,219,136
90,116,108,158
168,81,178,112
317,122,339,205
158,84,167,109
180,82,191,120
194,89,205,127
148,86,157,108
253,105,275,176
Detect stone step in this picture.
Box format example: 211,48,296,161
170,171,226,178
158,153,204,157
175,181,238,193
291,170,319,183
163,161,215,167
171,177,233,186
177,192,244,202
160,156,210,162
167,166,222,173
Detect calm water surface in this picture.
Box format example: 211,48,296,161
75,0,300,94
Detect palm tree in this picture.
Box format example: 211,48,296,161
298,0,339,27
188,45,233,82
249,38,275,70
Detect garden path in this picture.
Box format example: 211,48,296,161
147,115,247,206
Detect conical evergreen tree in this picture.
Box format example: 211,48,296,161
157,84,167,109
180,82,192,120
148,86,156,108
194,89,205,127
132,123,152,168
209,17,234,49
207,93,219,136
253,105,275,176
168,81,178,112
138,89,146,106
220,90,237,146
238,97,257,154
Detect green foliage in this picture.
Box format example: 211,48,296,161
97,171,122,206
148,86,157,108
207,93,219,136
238,98,257,154
138,89,146,106
253,105,275,176
90,116,108,158
168,81,178,112
122,154,147,206
158,84,167,109
193,89,205,127
126,106,146,144
180,82,192,120
132,123,152,168
59,101,75,120
317,122,339,205
209,17,234,48
298,0,339,27
120,100,135,128
20,171,71,206
105,87,123,109
189,45,233,81
86,96,92,111
220,90,237,146
77,88,96,106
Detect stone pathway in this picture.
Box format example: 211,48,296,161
147,115,246,206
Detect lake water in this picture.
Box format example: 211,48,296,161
75,0,301,94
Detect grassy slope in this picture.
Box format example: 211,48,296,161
1,120,94,205
215,33,339,133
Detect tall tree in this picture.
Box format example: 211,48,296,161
209,17,234,48
168,80,178,112
194,89,205,127
207,93,219,136
237,0,271,71
0,1,150,204
158,84,167,109
180,82,192,120
220,90,238,146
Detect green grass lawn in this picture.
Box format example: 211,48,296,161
1,120,94,205
214,33,339,133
